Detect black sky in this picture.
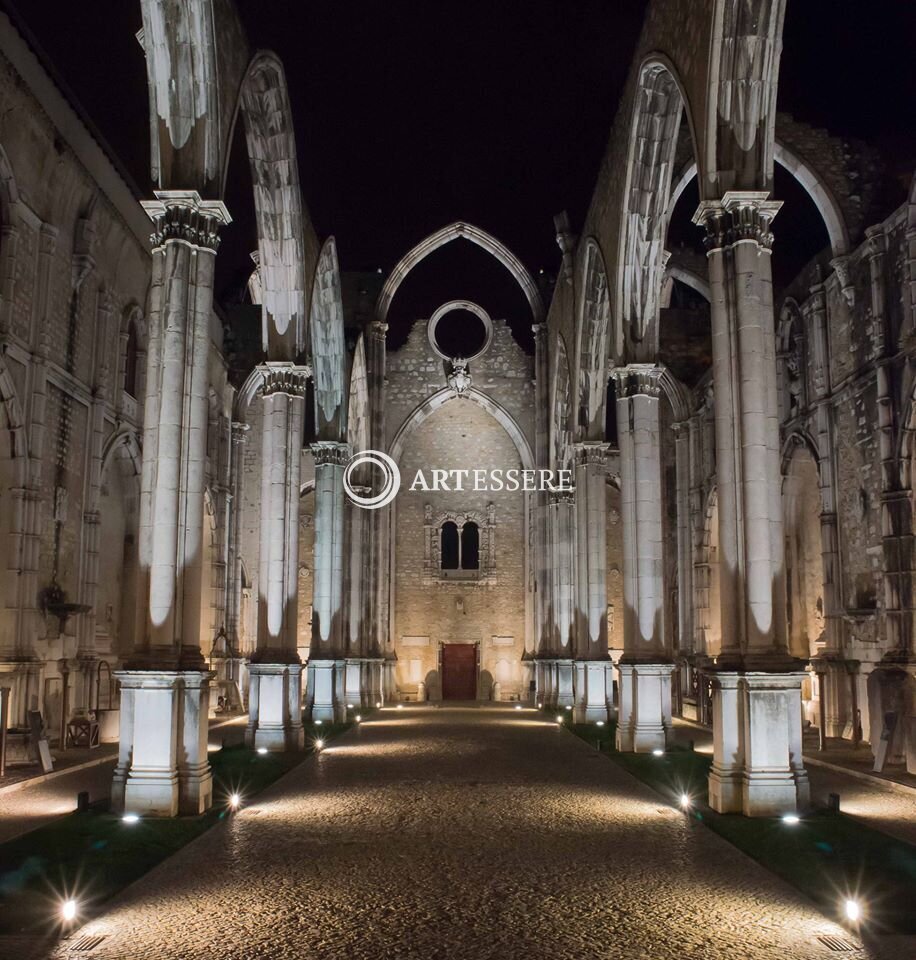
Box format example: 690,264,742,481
6,0,916,326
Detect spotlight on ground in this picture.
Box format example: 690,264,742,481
315,719,323,726
315,739,325,751
536,702,543,709
375,701,382,708
61,899,78,923
555,715,564,724
564,705,572,711
355,714,362,722
845,899,861,923
652,748,664,757
514,704,522,711
781,813,800,825
122,813,140,825
347,704,354,710
397,704,404,710
596,721,605,727
679,793,691,810
257,747,268,755
229,793,242,810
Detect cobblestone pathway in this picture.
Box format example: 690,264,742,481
44,705,914,960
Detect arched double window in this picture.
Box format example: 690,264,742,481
440,519,480,571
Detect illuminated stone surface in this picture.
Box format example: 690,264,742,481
45,706,909,960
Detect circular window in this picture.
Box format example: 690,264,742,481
428,300,493,361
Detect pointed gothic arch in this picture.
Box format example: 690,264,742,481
574,238,611,440
309,237,347,441
376,222,544,325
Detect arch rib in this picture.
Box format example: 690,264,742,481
376,222,544,324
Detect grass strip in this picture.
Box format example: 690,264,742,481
558,712,916,933
0,718,353,935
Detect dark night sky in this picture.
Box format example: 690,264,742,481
6,0,916,332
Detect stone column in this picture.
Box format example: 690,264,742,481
246,364,308,751
344,484,371,707
113,191,229,817
613,365,673,751
694,192,808,815
308,440,349,720
573,441,611,721
548,490,575,707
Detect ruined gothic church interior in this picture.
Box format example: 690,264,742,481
1,0,916,845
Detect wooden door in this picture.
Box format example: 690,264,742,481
441,644,477,700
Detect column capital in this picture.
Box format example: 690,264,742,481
311,440,350,466
368,320,388,341
573,441,609,466
547,489,575,507
142,190,232,252
692,191,782,252
231,421,250,444
611,363,663,399
258,362,311,398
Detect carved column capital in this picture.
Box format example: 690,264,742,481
368,320,388,341
693,191,782,252
258,362,311,398
573,441,609,467
611,363,664,399
311,440,350,467
142,190,232,252
231,421,250,444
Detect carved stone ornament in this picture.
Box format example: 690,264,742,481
447,359,473,398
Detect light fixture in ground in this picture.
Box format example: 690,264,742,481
596,721,605,727
781,813,800,825
652,748,664,757
229,793,242,810
514,705,522,711
536,702,542,708
564,705,572,711
355,714,362,722
555,715,564,724
845,899,861,923
257,747,268,755
375,701,382,708
315,739,325,751
315,719,323,726
122,813,140,824
397,704,404,710
679,793,691,809
61,899,78,923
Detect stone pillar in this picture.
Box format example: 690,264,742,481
694,192,809,814
573,441,611,721
246,364,308,751
308,440,349,720
114,191,229,817
547,490,575,707
613,365,673,751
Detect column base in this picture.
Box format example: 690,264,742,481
709,670,809,817
308,659,346,722
246,662,304,752
615,662,673,752
574,660,612,723
555,658,574,708
113,669,214,817
343,657,379,709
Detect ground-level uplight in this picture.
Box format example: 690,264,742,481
229,793,242,810
596,721,605,727
564,705,572,711
122,813,140,825
375,701,382,708
514,704,522,710
61,899,78,923
679,793,691,810
315,739,325,751
845,899,861,923
781,813,800,825
536,702,542,709
397,704,404,710
257,747,268,755
355,714,362,722
652,748,664,757
347,704,354,710
555,715,564,724
315,719,323,726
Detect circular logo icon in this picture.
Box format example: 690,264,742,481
343,449,401,510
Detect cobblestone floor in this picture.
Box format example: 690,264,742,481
40,705,914,960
